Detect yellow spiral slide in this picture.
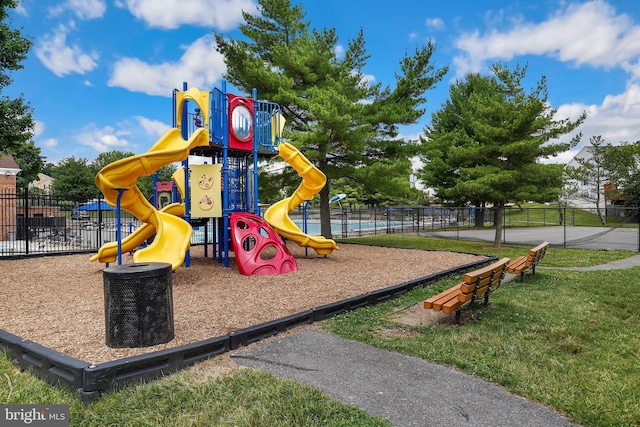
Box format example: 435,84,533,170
90,127,209,270
264,142,339,255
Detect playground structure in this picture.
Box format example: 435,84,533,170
90,82,338,274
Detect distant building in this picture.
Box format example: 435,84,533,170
565,146,601,209
565,145,632,213
0,152,20,181
30,173,54,194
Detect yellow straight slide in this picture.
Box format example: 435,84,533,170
92,127,209,269
264,142,338,255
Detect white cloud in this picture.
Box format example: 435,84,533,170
445,1,640,166
453,2,640,78
425,18,444,30
33,120,46,138
119,0,256,30
581,84,640,142
76,125,132,152
108,35,226,96
14,1,29,16
334,44,345,58
361,73,375,85
48,0,107,20
32,120,58,149
135,116,172,137
35,23,99,76
544,83,640,164
43,138,58,148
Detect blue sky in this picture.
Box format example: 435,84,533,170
6,0,640,166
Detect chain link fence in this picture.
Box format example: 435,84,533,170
290,205,640,251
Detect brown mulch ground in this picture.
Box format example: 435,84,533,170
0,243,485,364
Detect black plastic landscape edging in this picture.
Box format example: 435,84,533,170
0,256,495,403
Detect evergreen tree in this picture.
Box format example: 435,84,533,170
215,0,446,237
0,0,34,154
419,63,585,247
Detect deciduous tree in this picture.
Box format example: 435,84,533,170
12,140,43,191
51,157,98,203
0,0,34,155
91,150,177,200
564,135,609,225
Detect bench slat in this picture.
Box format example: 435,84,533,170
507,256,527,273
433,292,461,311
441,297,465,314
424,285,461,310
507,242,548,279
459,283,490,303
423,257,510,322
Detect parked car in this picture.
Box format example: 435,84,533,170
71,210,90,220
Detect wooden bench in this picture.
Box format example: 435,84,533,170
423,258,511,324
507,242,548,281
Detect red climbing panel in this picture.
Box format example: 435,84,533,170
230,212,298,276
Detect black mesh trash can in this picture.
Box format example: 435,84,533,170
103,262,174,348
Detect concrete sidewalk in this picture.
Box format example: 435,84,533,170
550,253,640,271
232,330,576,426
422,225,639,251
231,248,640,426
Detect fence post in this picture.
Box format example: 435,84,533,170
502,206,506,243
373,205,377,236
24,188,29,254
97,194,103,250
563,206,567,249
386,206,390,234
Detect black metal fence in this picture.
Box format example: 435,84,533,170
0,190,139,257
1,189,639,257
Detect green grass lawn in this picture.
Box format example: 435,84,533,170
1,235,638,426
340,234,633,267
0,355,389,427
326,235,640,427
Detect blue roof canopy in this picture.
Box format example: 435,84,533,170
75,201,115,211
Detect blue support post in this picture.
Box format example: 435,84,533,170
181,82,191,267
251,88,260,215
152,172,158,208
115,188,127,265
221,80,230,267
303,201,309,258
